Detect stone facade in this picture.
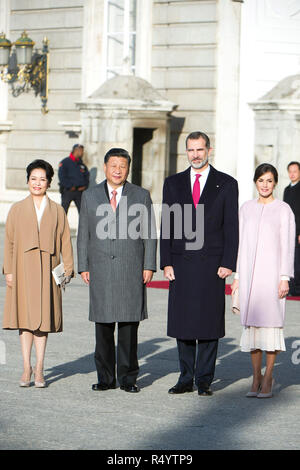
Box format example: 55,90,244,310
1,0,300,227
77,75,176,205
151,0,219,173
250,75,300,199
236,0,300,203
5,0,84,190
2,0,232,228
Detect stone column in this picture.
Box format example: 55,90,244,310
0,0,10,122
80,106,133,184
235,0,257,205
0,122,12,221
214,0,241,176
81,0,106,99
135,0,153,82
0,0,11,222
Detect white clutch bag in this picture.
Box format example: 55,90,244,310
52,262,65,286
231,288,240,315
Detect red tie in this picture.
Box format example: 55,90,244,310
192,174,201,208
110,190,117,212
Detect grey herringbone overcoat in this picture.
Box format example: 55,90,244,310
77,180,157,323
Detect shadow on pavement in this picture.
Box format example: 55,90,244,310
135,337,300,450
44,337,173,387
43,335,300,391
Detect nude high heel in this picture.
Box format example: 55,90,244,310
246,384,262,397
33,368,47,388
246,377,262,397
257,378,275,398
19,367,33,387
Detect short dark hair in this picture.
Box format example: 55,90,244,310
104,148,131,166
185,131,210,149
72,144,84,153
253,163,278,184
26,159,54,184
287,161,300,170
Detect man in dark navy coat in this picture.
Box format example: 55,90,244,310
58,144,90,214
160,131,239,396
283,161,300,295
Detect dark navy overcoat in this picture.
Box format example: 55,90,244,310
160,166,239,340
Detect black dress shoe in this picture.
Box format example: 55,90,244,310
198,384,213,396
92,383,116,391
168,383,194,394
120,384,140,393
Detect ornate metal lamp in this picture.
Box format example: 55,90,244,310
0,31,49,114
0,33,11,66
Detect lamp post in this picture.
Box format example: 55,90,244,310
0,31,49,114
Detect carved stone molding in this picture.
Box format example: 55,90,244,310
0,121,12,132
58,121,82,139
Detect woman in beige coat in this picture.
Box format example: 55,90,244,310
2,159,74,388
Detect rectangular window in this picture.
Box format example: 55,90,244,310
106,0,137,78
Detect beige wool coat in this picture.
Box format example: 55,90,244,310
2,195,74,333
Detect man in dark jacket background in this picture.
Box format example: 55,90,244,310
58,144,90,214
283,161,300,296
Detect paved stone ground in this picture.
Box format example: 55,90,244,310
0,225,299,450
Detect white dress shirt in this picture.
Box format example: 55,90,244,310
107,182,124,207
190,164,210,195
34,195,47,231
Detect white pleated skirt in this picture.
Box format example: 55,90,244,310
240,326,286,352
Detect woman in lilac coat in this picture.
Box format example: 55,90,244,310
231,163,295,398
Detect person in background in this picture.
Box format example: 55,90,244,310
2,159,74,388
58,144,89,214
283,161,300,296
231,163,295,398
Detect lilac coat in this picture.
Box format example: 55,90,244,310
237,199,295,327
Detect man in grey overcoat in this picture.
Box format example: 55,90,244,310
77,148,157,393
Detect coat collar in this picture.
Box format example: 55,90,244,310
289,180,300,189
21,195,58,254
92,180,132,223
179,165,223,212
103,179,130,199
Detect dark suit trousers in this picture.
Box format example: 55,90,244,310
177,339,219,387
95,322,139,387
61,189,82,214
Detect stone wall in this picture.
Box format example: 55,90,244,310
6,0,85,193
151,0,218,173
3,1,232,193
250,75,300,199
